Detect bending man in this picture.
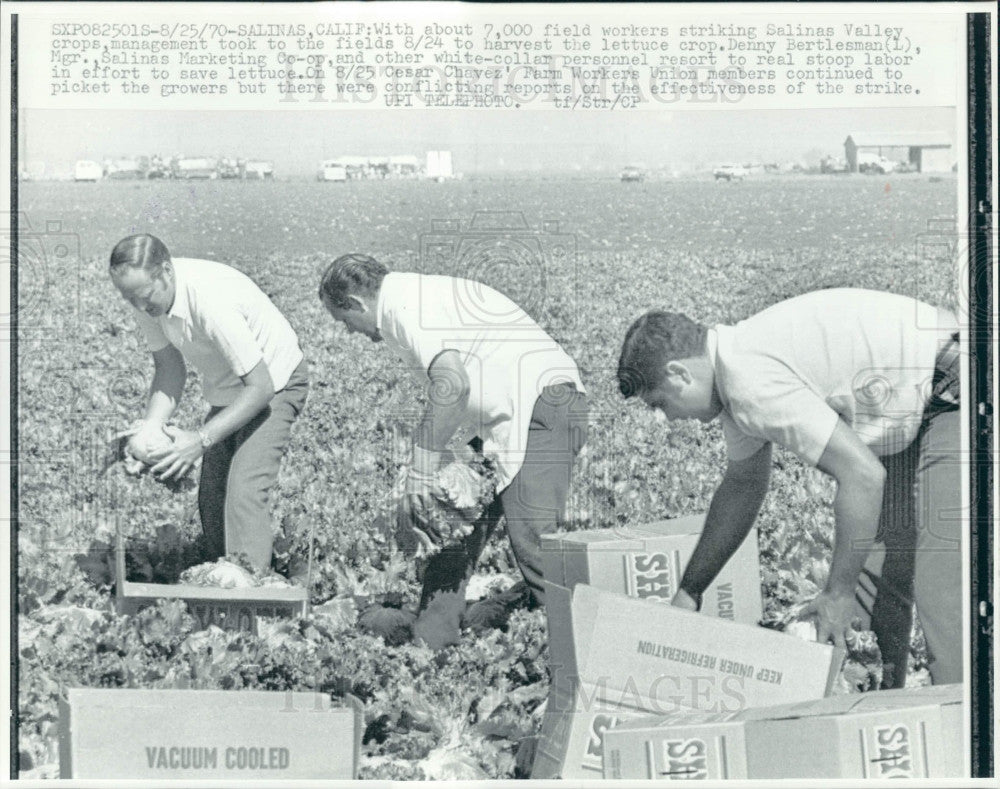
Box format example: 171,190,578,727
617,288,960,687
110,234,309,572
319,254,589,649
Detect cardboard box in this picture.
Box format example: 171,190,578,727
532,682,648,779
838,684,965,776
534,584,844,779
563,585,843,711
543,581,580,698
744,693,955,779
603,684,965,780
604,711,750,780
114,528,308,634
59,688,362,779
541,513,763,625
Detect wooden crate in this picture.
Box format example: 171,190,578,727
115,528,307,634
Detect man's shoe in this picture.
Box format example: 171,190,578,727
358,604,416,646
413,589,465,650
462,580,534,633
284,555,311,587
463,598,510,632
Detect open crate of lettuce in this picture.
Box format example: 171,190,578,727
108,420,308,635
113,528,308,635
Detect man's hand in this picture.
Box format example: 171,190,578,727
123,419,172,463
399,446,444,549
671,588,702,612
149,425,205,481
398,494,441,553
801,590,857,649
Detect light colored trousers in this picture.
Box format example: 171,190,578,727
198,360,309,569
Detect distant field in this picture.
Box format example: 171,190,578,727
16,175,957,778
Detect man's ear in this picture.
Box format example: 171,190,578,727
665,360,692,384
346,294,368,313
160,259,174,280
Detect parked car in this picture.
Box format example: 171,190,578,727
105,159,145,180
173,157,218,179
244,160,274,180
713,164,748,181
217,158,242,179
74,160,102,182
620,165,646,183
857,152,898,174
146,163,171,179
820,156,849,174
318,160,348,182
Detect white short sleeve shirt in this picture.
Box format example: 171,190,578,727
132,258,304,406
710,289,954,465
376,272,586,490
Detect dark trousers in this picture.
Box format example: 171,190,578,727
414,383,589,648
858,342,962,688
198,360,309,570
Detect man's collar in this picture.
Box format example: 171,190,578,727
706,326,719,369
165,258,190,321
374,273,392,333
706,326,728,412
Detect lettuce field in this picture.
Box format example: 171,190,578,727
15,173,958,778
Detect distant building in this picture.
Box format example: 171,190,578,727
844,132,953,173
425,150,454,180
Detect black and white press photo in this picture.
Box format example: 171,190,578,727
2,1,995,783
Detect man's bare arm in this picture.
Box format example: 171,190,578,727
804,419,885,648
400,350,471,545
145,345,186,423
200,360,275,444
151,360,275,481
674,442,772,608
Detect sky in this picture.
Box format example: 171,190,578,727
21,106,957,177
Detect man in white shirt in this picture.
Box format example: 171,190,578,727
617,289,961,687
319,253,589,649
110,234,309,572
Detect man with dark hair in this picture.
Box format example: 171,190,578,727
110,234,309,573
319,254,589,649
317,252,388,310
617,289,961,688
